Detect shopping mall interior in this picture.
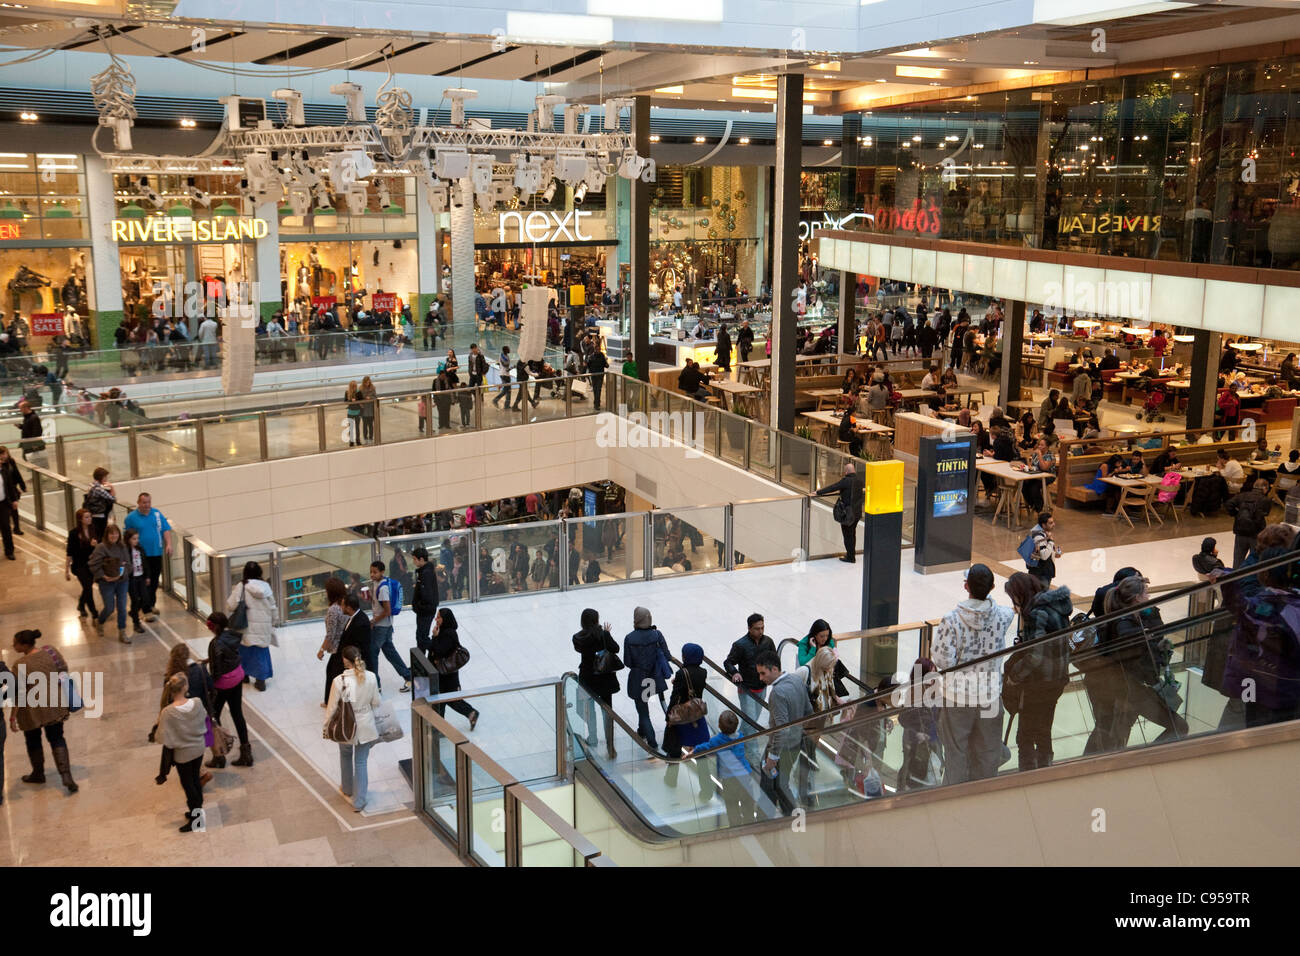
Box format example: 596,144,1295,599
0,0,1297,891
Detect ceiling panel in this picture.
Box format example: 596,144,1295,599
461,45,582,81
539,48,643,83
182,33,300,63
280,37,393,68
362,40,492,76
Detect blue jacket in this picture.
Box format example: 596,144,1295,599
694,731,752,779
622,626,670,700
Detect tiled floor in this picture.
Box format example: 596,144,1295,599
0,526,460,867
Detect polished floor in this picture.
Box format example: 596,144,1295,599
0,525,459,867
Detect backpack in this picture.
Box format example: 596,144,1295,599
1017,532,1040,567
382,577,403,617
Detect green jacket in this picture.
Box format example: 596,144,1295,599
796,633,837,667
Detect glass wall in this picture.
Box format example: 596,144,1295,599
650,165,763,302
845,54,1300,271
280,238,418,317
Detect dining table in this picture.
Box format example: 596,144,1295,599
975,460,1052,529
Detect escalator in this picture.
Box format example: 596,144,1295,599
410,552,1300,865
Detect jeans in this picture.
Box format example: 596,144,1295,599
200,342,217,368
578,688,615,749
370,625,411,691
590,374,604,411
736,688,766,769
938,702,1004,785
339,739,376,810
633,692,665,749
414,612,436,654
720,775,759,826
142,554,163,612
97,577,129,629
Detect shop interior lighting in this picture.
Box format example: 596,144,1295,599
1172,334,1195,342
19,111,37,121
1229,341,1263,351
0,201,23,218
44,201,72,218
179,118,196,129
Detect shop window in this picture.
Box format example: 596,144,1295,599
0,153,89,240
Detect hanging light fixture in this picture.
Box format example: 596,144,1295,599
211,200,239,217
0,201,23,219
118,200,146,218
167,199,194,218
44,201,73,219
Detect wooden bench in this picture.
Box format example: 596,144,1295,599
1060,439,1257,505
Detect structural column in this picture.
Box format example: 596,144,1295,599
998,299,1026,407
82,154,124,349
1186,330,1221,430
630,95,651,381
254,199,280,325
415,176,442,318
769,73,803,433
450,179,475,329
838,272,857,354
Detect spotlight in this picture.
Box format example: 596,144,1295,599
469,154,494,208
136,177,164,209
512,153,543,200
329,81,365,122
179,118,196,129
19,111,37,121
186,177,210,205
344,185,368,215
327,149,374,190
574,182,588,204
540,179,558,203
433,146,470,181
554,150,589,186
582,163,606,195
617,150,646,179
271,88,306,126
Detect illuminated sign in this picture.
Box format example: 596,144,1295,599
799,212,874,241
497,209,595,243
0,223,21,240
872,199,942,236
1061,213,1161,235
110,218,270,243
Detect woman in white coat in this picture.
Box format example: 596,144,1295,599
227,560,278,692
324,645,382,812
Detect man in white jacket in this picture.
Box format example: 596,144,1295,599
930,563,1015,786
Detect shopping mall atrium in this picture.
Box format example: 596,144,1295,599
0,0,1296,887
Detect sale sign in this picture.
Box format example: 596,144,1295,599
311,295,337,312
30,312,64,336
371,292,397,313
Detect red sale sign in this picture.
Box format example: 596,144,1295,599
371,292,397,313
311,295,337,312
30,313,63,336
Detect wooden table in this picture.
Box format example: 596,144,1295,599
800,409,894,436
1114,372,1147,404
805,387,847,410
975,460,1052,529
1101,474,1164,528
945,385,988,409
1165,379,1193,412
710,379,763,416
736,359,770,388
896,387,939,408
1005,399,1038,414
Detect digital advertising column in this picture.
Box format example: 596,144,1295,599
913,434,977,574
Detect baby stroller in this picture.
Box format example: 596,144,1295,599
1137,385,1166,422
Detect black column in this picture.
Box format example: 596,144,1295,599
1187,329,1220,429
630,95,651,382
770,73,803,432
838,272,857,354
998,299,1027,407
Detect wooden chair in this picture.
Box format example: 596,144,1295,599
1116,482,1162,528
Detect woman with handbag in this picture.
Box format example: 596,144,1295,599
227,561,277,692
430,607,479,729
149,644,215,787
663,643,711,792
205,612,253,768
1002,573,1072,771
572,608,620,759
316,577,348,707
323,645,382,812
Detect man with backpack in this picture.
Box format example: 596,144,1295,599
1019,512,1062,585
367,560,411,693
1225,476,1273,567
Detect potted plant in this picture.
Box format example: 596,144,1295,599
787,426,814,475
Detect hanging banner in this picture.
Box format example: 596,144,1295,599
30,313,64,336
517,285,550,363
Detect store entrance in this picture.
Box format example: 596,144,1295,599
118,241,254,332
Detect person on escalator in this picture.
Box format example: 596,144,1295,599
687,709,758,826
572,608,620,759
756,649,811,816
663,643,711,795
795,619,849,696
623,607,670,753
723,613,776,769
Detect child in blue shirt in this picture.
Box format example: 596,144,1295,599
686,710,759,826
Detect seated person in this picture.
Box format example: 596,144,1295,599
1251,437,1278,462
865,373,891,412
1099,349,1121,372
1017,413,1038,452
1216,448,1245,493
677,359,712,401
1151,447,1180,475
1024,437,1058,511
1263,375,1287,400
1080,412,1102,441
1085,453,1126,510
1123,450,1148,476
837,406,863,457
1278,449,1300,491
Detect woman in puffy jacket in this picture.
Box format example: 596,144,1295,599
1003,572,1074,770
226,560,277,692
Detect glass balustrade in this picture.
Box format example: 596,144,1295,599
265,407,323,459
566,514,646,586
733,497,804,569
474,521,562,598
275,539,378,624
134,421,201,476
379,531,471,605
200,415,263,468
649,505,727,578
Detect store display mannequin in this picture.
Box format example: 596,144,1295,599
8,263,51,313
309,246,322,295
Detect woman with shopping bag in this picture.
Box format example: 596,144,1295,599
324,645,384,812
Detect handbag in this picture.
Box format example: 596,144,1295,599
372,698,404,742
832,498,848,524
206,715,234,757
592,634,624,676
433,645,470,675
228,583,249,634
666,669,708,726
325,679,357,743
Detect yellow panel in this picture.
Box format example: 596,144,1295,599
569,284,586,306
863,459,904,514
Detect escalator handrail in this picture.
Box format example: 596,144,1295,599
699,652,771,711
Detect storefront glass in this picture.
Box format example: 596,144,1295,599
844,53,1300,270
649,165,762,300
281,238,418,318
